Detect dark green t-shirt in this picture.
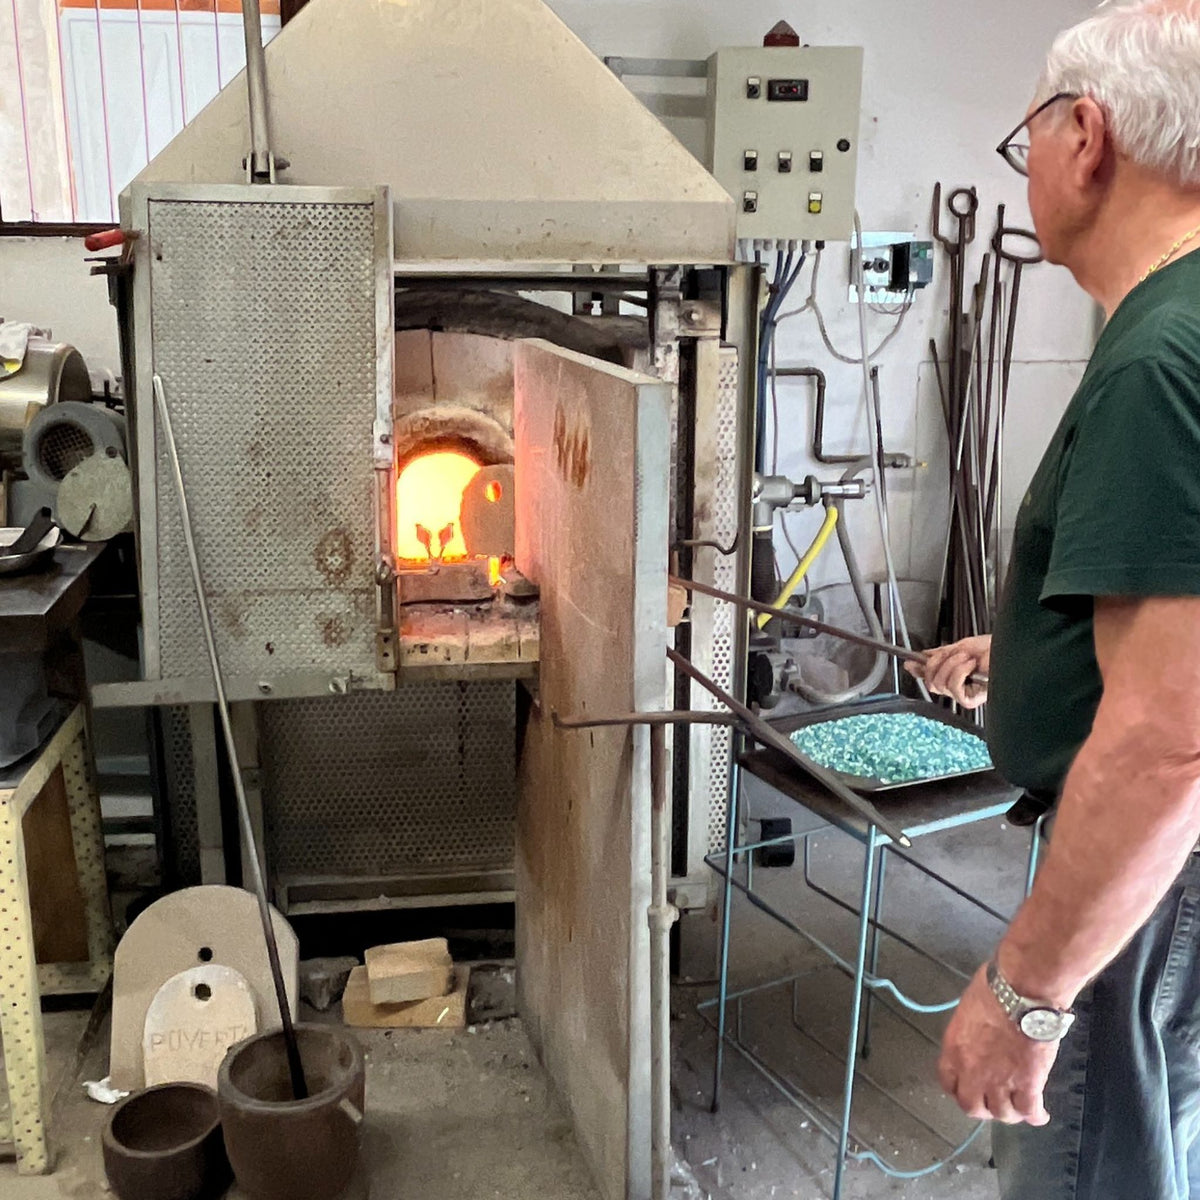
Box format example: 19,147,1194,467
988,249,1200,793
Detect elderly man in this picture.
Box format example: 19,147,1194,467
908,1,1200,1196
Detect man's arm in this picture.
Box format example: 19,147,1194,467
940,593,1200,1124
999,593,1200,1002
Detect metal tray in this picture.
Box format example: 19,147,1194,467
764,695,993,793
0,526,61,576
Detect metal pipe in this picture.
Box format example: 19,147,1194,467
152,375,306,1099
666,648,913,848
241,0,273,179
648,724,677,1200
553,710,738,730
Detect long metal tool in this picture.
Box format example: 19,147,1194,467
670,575,989,689
666,649,913,848
240,0,274,179
153,375,307,1100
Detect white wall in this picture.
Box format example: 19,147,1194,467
0,0,1103,625
0,237,120,383
545,0,1099,625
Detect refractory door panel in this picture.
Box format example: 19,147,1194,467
514,340,670,1200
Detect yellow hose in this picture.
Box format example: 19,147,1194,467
757,504,840,630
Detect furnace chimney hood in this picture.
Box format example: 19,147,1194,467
128,0,736,265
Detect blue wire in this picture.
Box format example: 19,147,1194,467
755,250,807,469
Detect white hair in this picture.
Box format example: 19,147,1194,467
1039,0,1200,187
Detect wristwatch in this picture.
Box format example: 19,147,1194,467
986,958,1076,1042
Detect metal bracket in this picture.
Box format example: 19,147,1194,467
650,266,684,385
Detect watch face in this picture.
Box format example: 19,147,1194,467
1019,1008,1070,1042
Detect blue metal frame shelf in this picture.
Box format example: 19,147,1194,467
704,731,1040,1199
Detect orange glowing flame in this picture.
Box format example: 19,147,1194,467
488,556,503,588
395,451,481,561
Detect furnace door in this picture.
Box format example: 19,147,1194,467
128,183,395,701
514,340,670,1200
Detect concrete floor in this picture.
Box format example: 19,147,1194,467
1,779,1028,1200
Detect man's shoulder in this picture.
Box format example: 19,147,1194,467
1088,299,1200,397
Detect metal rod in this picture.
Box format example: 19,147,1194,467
670,575,988,688
240,0,273,179
649,725,676,1200
834,827,878,1200
860,846,888,1059
712,719,740,1113
394,272,651,293
667,648,913,848
152,375,306,1099
553,710,737,730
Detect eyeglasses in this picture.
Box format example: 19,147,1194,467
996,92,1077,176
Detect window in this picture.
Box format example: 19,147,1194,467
1,0,280,226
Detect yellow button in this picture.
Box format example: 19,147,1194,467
808,192,823,214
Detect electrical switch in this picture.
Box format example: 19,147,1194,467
809,151,825,173
889,240,935,291
744,150,759,171
777,151,793,173
767,78,809,101
746,76,762,99
808,192,823,215
743,190,759,214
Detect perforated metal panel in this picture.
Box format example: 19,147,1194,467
707,348,742,852
131,185,393,696
258,684,516,878
160,706,200,885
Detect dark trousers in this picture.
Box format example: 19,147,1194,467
995,853,1200,1199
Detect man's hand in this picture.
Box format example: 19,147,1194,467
906,635,992,709
938,965,1057,1125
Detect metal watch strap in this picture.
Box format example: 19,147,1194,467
986,958,1075,1041
986,957,1024,1019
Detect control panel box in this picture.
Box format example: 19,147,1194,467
706,46,864,244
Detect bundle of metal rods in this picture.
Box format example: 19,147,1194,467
929,186,1042,644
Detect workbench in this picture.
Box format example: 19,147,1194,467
0,544,104,651
0,545,113,1173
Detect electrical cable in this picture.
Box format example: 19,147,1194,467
777,247,912,365
756,244,808,469
850,212,932,702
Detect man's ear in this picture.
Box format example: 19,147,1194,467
1070,96,1112,189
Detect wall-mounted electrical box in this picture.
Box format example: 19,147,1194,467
848,233,935,304
706,46,864,247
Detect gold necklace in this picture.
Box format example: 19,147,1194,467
1140,223,1200,283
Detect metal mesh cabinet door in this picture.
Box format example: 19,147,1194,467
129,184,394,700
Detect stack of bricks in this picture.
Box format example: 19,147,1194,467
342,938,470,1029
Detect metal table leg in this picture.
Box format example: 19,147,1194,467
711,765,742,1113
860,844,889,1060
833,826,879,1200
1025,811,1049,896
